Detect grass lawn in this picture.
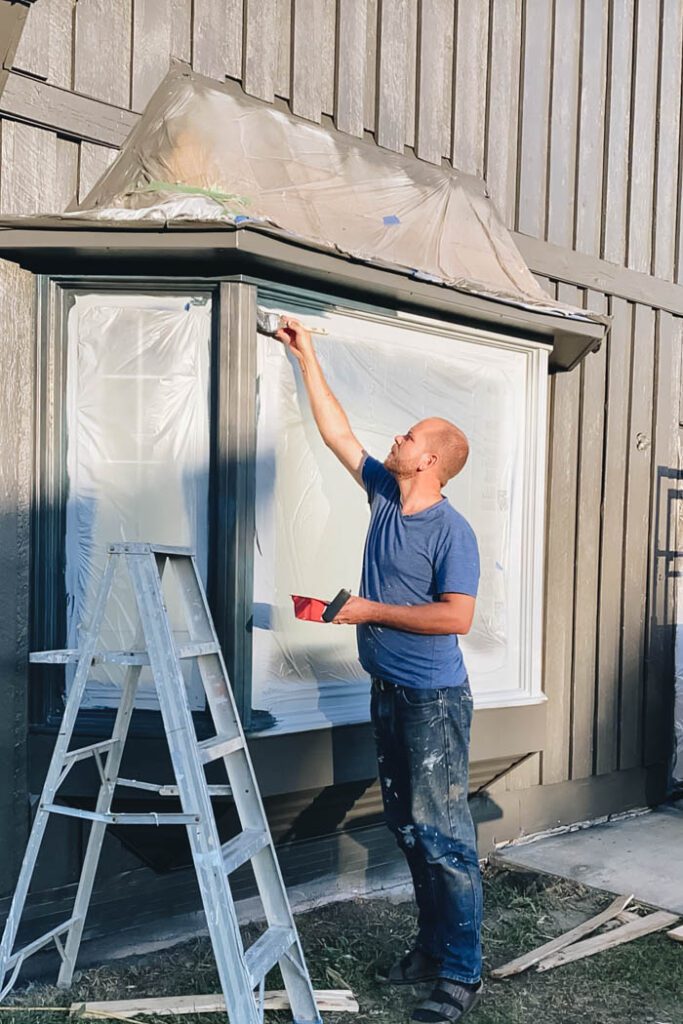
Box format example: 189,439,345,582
2,866,682,1024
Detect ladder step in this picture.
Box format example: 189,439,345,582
63,739,117,765
198,734,244,765
116,777,232,797
221,828,270,874
107,543,194,556
244,926,296,988
30,649,80,664
31,644,219,666
42,804,200,825
176,641,221,658
5,916,80,969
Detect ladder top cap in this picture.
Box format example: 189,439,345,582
107,543,196,556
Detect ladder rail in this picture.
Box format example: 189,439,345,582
127,551,263,1024
0,556,117,986
172,555,322,1021
56,576,156,992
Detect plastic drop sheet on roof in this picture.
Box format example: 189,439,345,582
65,293,212,710
67,67,597,324
251,296,545,732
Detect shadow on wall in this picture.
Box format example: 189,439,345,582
654,467,683,788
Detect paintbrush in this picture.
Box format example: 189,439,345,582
256,306,328,337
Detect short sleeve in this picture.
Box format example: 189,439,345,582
434,518,480,597
361,454,394,504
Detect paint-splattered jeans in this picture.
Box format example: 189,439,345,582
371,676,482,985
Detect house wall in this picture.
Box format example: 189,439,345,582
0,0,682,896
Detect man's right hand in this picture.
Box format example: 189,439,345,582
274,318,313,364
272,313,366,486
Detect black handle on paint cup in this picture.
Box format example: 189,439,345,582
322,589,352,622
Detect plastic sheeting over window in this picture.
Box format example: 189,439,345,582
65,294,211,710
65,66,601,329
252,293,548,733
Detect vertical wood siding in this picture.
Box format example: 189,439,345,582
7,0,683,280
1,0,682,797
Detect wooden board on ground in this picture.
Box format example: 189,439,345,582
668,924,683,943
70,989,359,1017
536,910,680,972
490,893,633,979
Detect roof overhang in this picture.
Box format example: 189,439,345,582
0,216,604,372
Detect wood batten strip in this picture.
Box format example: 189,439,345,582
619,304,656,770
542,281,582,786
291,0,323,122
485,0,522,227
402,0,418,149
11,0,49,81
11,0,73,89
193,0,242,81
595,296,631,777
602,0,635,265
0,74,138,149
335,0,366,137
273,0,292,100
570,290,607,780
415,0,451,165
626,0,660,275
132,0,173,113
574,0,608,256
243,0,278,102
376,0,409,152
451,0,488,177
320,0,337,118
363,0,378,134
516,0,553,239
546,0,580,249
74,0,132,110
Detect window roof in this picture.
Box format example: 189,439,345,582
0,67,606,370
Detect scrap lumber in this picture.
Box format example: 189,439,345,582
490,893,633,979
667,924,683,943
70,989,359,1017
535,910,680,972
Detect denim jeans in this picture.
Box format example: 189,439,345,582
371,677,482,984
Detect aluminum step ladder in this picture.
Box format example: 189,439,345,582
0,542,322,1024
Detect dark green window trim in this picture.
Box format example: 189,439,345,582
30,276,262,736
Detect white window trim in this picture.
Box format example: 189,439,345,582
252,284,549,730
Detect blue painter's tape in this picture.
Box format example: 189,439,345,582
234,215,250,224
383,214,400,225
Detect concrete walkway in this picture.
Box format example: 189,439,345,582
494,803,683,913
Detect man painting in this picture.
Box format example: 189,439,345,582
275,319,483,1023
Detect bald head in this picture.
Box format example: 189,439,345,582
384,417,470,485
423,418,470,484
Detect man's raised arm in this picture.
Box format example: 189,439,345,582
274,318,366,484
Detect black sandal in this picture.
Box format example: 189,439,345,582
377,948,441,985
411,978,483,1022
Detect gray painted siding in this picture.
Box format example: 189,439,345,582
0,0,680,833
0,1,681,284
2,0,682,284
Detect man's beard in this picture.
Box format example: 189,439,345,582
384,452,419,479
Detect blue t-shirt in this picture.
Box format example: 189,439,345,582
357,456,480,689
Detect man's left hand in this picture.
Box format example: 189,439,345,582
332,596,375,625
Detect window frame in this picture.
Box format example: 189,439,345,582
250,284,550,727
31,271,549,743
30,276,261,736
